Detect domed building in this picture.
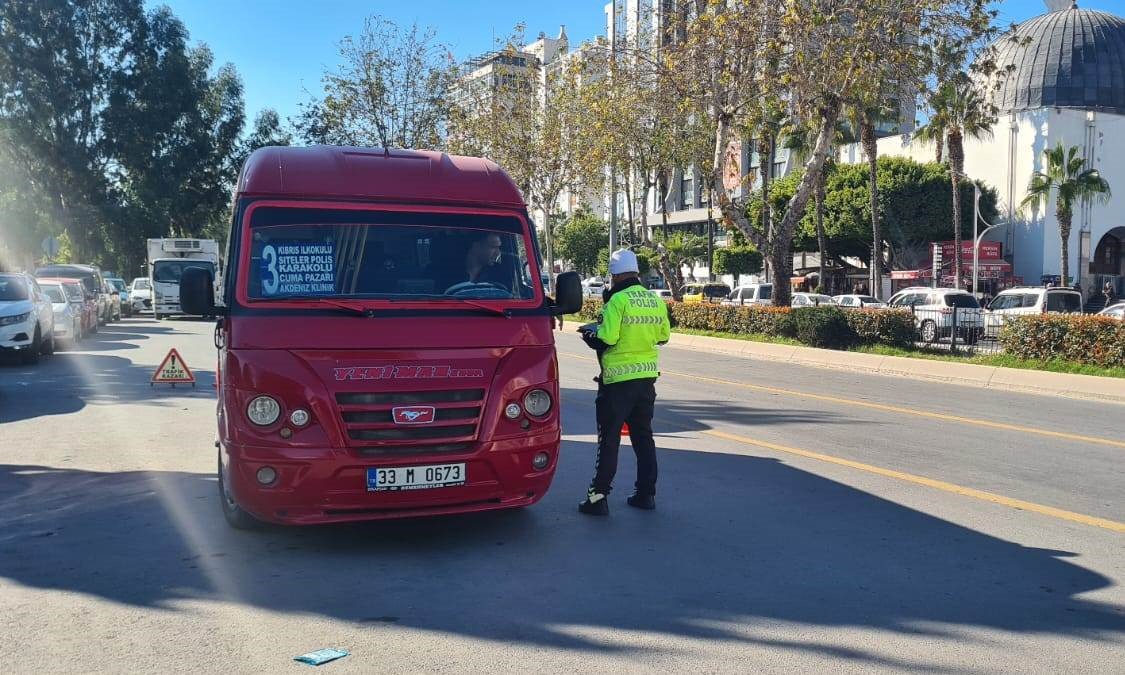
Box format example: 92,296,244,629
845,1,1125,306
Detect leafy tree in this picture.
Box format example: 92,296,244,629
554,211,608,278
295,16,454,150
713,246,763,287
753,156,998,272
1019,142,1111,286
1,0,251,275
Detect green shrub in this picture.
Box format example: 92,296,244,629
1000,315,1125,368
577,294,917,350
793,306,857,349
844,308,915,347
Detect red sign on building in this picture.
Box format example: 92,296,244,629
934,240,1003,261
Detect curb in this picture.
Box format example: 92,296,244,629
561,322,1125,405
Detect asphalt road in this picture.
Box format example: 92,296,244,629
1,317,1122,673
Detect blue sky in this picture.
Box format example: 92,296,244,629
146,0,1125,129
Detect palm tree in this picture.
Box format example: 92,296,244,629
853,106,895,299
912,118,946,164
1020,142,1111,287
916,75,994,288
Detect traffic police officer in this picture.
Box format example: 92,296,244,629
579,249,671,515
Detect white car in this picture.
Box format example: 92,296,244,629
984,286,1083,337
1098,302,1124,320
38,281,82,346
129,277,153,313
0,273,55,363
833,294,887,309
652,289,674,302
582,279,606,298
722,283,773,306
791,292,835,307
887,286,984,344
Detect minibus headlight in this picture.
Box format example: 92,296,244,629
523,389,552,417
504,403,522,420
247,395,281,426
289,409,310,427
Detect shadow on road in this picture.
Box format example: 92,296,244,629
0,442,1121,666
0,347,214,423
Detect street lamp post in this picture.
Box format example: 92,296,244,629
972,184,1003,297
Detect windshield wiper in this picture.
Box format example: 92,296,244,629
278,297,375,317
384,294,511,317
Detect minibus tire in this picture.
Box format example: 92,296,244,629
218,452,263,530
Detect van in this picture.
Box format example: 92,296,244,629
722,283,773,306
681,283,731,304
180,146,582,528
984,286,1083,337
35,264,113,325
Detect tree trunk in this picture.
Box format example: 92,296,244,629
759,135,773,285
622,169,635,245
712,100,841,307
935,136,943,164
1058,207,1071,286
543,208,555,293
815,170,827,293
658,168,671,240
861,117,882,299
948,128,965,289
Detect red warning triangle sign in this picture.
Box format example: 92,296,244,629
152,348,196,384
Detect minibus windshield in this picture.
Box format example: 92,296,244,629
244,211,539,303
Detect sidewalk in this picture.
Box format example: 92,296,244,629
562,322,1125,405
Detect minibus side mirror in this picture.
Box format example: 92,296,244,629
181,266,221,316
552,271,583,316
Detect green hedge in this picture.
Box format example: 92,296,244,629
577,298,915,349
999,315,1125,368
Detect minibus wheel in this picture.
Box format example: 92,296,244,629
218,451,263,530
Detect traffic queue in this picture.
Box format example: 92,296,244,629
0,262,149,365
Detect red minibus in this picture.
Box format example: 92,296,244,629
181,146,582,527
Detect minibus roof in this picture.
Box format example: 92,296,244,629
238,146,526,209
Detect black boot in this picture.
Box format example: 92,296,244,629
579,488,609,516
626,492,655,510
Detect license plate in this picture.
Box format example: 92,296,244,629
366,463,466,492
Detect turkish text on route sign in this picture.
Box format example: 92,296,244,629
152,348,196,384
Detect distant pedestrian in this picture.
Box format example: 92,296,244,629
1106,282,1118,308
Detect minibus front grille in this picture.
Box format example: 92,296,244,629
335,389,484,449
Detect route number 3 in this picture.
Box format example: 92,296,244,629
262,244,279,295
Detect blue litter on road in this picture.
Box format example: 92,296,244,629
294,648,349,666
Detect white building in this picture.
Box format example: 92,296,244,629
842,2,1125,308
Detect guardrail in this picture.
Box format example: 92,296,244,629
907,306,1004,355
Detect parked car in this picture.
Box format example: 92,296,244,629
791,292,835,307
129,277,153,313
0,272,55,363
38,281,83,346
681,282,731,304
652,289,674,302
887,286,984,344
35,264,113,325
983,286,1084,337
1097,302,1124,320
833,294,887,309
722,283,773,306
105,277,131,317
37,277,96,336
582,278,606,298
102,280,122,321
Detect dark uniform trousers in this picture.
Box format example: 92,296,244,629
592,377,658,496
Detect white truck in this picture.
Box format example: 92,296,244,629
146,238,221,319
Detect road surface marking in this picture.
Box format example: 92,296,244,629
700,428,1125,534
557,350,1125,451
562,393,1125,534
